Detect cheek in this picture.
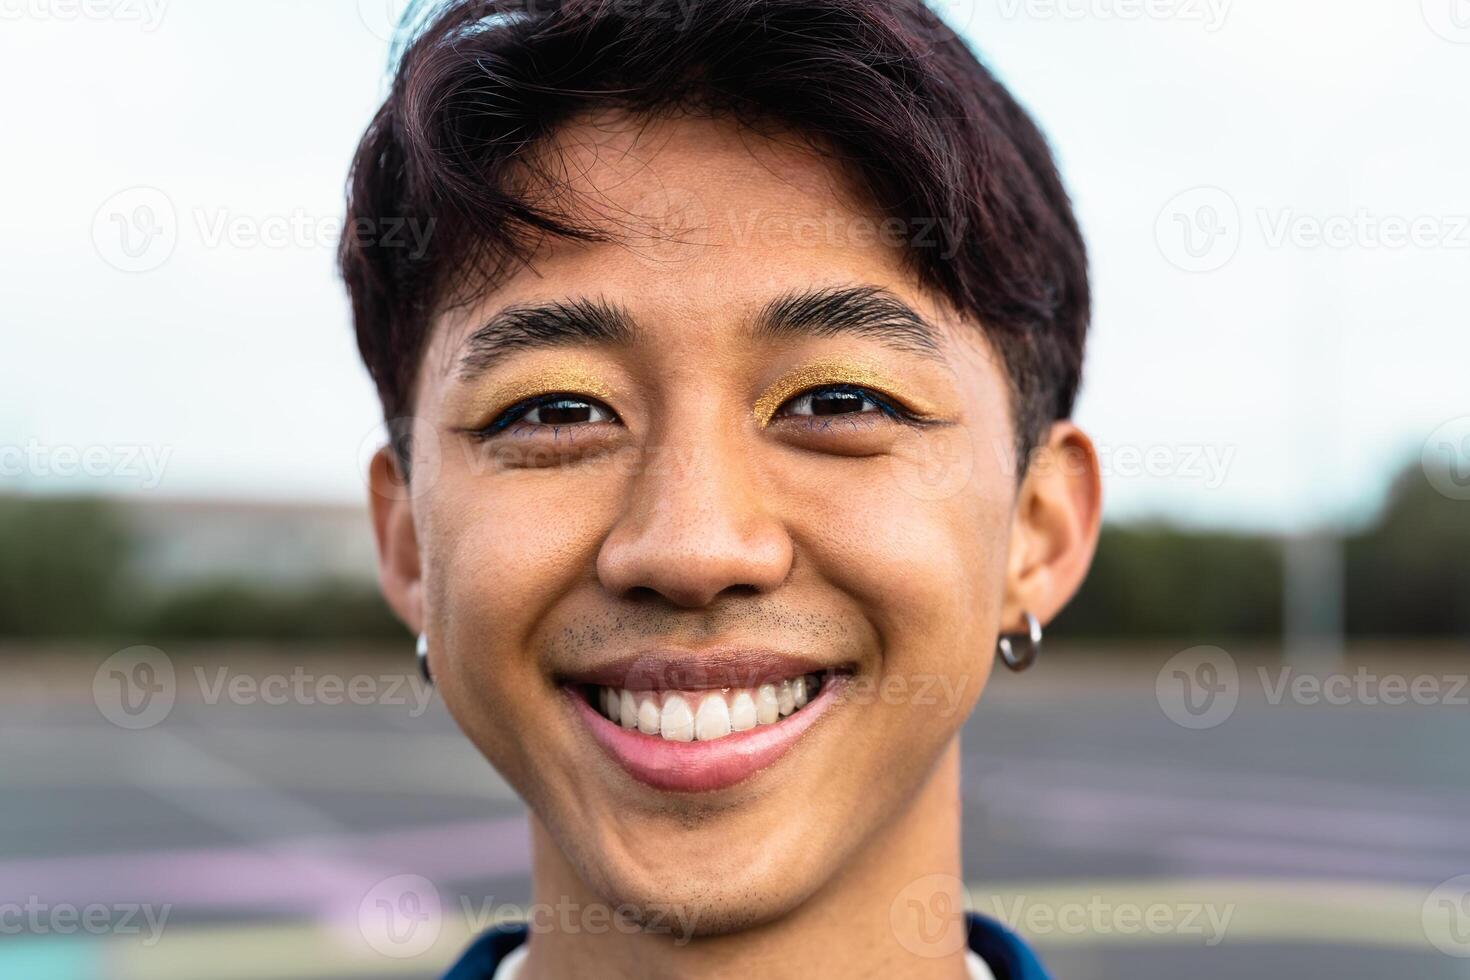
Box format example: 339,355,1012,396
426,466,614,630
419,468,615,766
787,435,1013,695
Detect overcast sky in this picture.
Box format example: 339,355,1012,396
3,0,1467,532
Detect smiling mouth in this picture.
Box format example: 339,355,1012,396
577,672,830,741
559,655,854,793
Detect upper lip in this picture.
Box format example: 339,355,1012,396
557,648,846,692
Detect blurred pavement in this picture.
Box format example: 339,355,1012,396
3,643,1468,979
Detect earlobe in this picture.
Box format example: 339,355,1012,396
1002,422,1103,631
367,446,425,634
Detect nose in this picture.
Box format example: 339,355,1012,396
596,424,793,608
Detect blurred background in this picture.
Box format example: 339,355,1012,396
2,1,1468,977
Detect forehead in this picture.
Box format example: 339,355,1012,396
427,111,959,360
537,109,881,242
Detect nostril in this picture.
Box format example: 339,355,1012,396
622,585,665,604
617,580,761,609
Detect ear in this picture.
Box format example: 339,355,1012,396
368,446,425,635
1002,422,1103,631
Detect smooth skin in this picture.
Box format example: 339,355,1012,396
369,112,1102,980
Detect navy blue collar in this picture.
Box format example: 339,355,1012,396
443,910,1051,979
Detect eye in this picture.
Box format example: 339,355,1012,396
775,384,911,427
476,394,619,439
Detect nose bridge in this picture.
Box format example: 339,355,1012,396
596,410,792,607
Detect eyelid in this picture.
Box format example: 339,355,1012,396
478,391,618,437
774,384,910,422
754,358,939,428
466,369,619,422
460,366,622,435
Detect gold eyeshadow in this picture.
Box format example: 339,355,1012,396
454,358,939,431
461,367,620,424
753,356,941,428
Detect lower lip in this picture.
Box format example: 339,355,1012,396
565,679,843,793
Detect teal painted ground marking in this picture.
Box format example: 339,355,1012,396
0,935,102,980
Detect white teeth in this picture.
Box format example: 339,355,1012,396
755,684,780,725
730,691,757,731
777,679,795,717
694,694,732,741
660,694,695,742
595,674,825,742
637,695,661,734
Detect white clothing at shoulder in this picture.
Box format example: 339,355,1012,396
490,941,996,979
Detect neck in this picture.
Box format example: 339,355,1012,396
519,736,971,980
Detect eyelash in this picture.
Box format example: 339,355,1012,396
474,394,617,439
776,385,918,429
472,384,924,439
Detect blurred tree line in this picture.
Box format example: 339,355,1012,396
1055,462,1470,640
0,496,401,642
1,461,1465,642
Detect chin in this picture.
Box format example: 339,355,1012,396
559,816,837,939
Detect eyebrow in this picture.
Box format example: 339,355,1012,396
752,285,948,363
456,297,637,381
453,284,948,381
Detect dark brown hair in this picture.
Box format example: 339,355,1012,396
340,0,1090,466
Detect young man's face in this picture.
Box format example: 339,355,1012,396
373,113,1091,934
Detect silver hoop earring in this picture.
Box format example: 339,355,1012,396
997,612,1042,672
416,632,433,685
